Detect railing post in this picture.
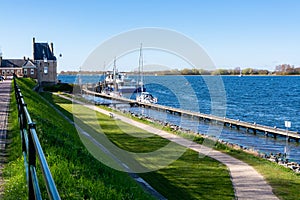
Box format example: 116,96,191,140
14,78,60,200
20,95,27,153
28,122,36,200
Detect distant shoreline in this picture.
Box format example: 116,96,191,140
59,65,300,76
58,73,300,76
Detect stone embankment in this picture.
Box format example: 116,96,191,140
118,108,300,174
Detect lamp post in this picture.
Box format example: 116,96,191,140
284,121,291,159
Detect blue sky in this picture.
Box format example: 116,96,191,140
0,0,299,72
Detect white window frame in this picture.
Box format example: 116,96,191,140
44,66,48,74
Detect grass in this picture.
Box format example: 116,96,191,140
216,143,300,200
131,113,300,200
59,92,300,200
140,149,233,199
3,78,154,200
42,92,235,199
7,78,300,199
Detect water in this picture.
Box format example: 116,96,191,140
58,74,300,162
143,76,300,131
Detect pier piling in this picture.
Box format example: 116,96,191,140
82,89,300,142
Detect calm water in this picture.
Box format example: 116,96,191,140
58,74,300,162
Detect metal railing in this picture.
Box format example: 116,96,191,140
14,78,60,200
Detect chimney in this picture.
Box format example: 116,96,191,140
33,37,35,60
0,51,2,66
23,56,26,60
50,42,54,55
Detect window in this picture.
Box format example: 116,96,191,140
44,66,48,74
24,69,27,75
30,69,34,75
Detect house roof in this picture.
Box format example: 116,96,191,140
34,43,56,61
22,60,36,68
1,59,25,68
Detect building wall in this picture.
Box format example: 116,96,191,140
36,60,57,85
0,68,22,77
23,68,37,79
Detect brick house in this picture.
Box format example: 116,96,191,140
22,59,37,79
0,37,57,86
0,58,23,78
33,37,57,86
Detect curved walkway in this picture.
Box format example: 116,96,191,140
57,94,279,199
0,79,12,197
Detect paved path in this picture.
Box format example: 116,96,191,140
0,79,12,197
44,94,166,199
57,93,279,200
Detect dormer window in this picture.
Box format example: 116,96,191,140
43,49,47,62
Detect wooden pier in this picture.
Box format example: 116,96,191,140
82,89,300,142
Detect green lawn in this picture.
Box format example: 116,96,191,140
128,113,300,200
217,144,300,200
8,78,300,200
59,92,300,200
43,92,235,199
3,78,154,200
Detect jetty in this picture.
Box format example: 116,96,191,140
82,89,300,142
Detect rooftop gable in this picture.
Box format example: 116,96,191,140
1,59,25,68
22,60,36,68
34,43,56,61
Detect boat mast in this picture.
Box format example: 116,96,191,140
139,43,144,92
113,57,117,92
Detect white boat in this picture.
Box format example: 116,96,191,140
102,58,144,94
135,44,158,104
136,92,157,104
104,71,137,93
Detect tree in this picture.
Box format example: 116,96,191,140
211,69,230,75
257,70,269,75
242,68,253,75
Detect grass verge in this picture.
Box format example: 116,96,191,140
42,92,235,199
3,78,154,200
59,92,300,200
216,143,300,200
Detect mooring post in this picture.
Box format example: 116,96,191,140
253,129,256,135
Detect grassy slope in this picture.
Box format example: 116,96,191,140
42,93,234,199
130,114,300,200
3,78,153,200
9,78,300,199
60,92,300,200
